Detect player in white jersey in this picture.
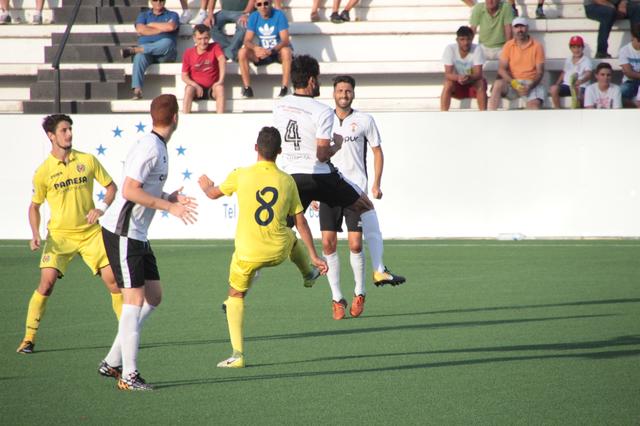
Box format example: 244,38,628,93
98,94,198,391
317,75,384,320
273,54,405,290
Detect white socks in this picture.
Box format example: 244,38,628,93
104,302,156,376
360,210,385,273
325,252,343,302
350,250,366,296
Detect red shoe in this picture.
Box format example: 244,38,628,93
332,299,347,320
350,294,365,318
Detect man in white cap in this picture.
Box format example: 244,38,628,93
489,16,546,110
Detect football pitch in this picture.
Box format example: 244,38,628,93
1,239,639,425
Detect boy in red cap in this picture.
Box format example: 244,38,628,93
549,35,593,108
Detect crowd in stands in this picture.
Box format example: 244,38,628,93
446,0,640,110
1,0,639,111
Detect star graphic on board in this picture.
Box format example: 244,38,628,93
135,122,146,133
182,169,193,180
96,144,107,155
161,211,169,218
112,126,123,137
97,191,106,201
176,145,187,156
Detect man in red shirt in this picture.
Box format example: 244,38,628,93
182,24,227,114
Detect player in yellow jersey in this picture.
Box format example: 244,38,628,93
198,126,328,368
16,114,123,354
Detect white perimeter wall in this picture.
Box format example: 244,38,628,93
2,109,639,239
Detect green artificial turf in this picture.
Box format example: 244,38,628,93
1,240,638,425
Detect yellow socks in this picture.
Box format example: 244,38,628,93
111,292,123,320
24,290,48,342
224,296,244,356
289,239,312,277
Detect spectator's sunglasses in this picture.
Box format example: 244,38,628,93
256,1,270,7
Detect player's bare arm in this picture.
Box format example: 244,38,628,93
371,146,384,199
293,212,328,275
317,134,342,162
86,181,117,224
122,176,198,224
198,174,225,200
28,202,42,251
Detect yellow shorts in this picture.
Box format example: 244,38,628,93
39,226,109,277
228,247,292,293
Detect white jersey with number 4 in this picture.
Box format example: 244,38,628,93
274,94,334,174
331,110,381,193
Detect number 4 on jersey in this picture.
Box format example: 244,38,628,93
285,120,301,151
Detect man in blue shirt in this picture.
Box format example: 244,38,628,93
237,0,292,98
121,0,179,100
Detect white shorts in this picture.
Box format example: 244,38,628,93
503,80,546,103
480,45,503,61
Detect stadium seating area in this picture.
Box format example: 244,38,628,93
0,0,633,113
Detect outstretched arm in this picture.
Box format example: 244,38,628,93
123,177,197,224
293,212,328,275
198,174,225,200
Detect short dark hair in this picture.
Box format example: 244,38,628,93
333,75,356,89
456,25,474,39
291,54,320,89
150,94,178,127
595,62,613,73
193,24,210,36
632,22,640,40
42,114,72,135
257,126,281,161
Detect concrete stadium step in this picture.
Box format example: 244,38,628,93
53,6,144,25
44,45,128,63
36,68,125,82
29,81,119,100
51,32,138,45
22,100,113,113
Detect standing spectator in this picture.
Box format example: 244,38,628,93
619,23,640,107
182,24,226,114
441,25,487,111
178,0,210,24
238,0,292,98
584,62,622,108
584,0,626,59
330,0,359,23
204,0,255,61
509,0,546,18
549,35,593,108
0,0,44,24
121,0,179,100
628,0,640,28
470,0,514,60
489,17,545,110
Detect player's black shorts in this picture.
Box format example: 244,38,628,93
319,203,362,232
291,172,361,211
101,227,160,289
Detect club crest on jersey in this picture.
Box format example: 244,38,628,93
76,163,86,173
42,254,51,263
350,122,358,132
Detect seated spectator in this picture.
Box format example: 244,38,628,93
509,0,545,19
584,62,622,108
619,23,640,107
121,0,179,100
549,35,593,109
441,26,487,111
584,0,626,59
182,24,226,114
179,0,210,24
205,0,255,61
238,0,292,98
330,0,359,23
470,0,514,61
489,17,545,110
0,0,44,24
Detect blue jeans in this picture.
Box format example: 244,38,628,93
621,79,640,100
210,9,246,61
132,38,177,89
584,4,617,55
628,3,640,28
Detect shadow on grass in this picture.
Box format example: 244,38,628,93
152,337,640,389
363,298,640,320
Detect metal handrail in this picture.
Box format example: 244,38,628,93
52,0,84,113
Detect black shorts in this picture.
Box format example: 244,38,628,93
101,227,160,289
319,202,362,233
195,87,215,101
254,52,280,66
291,172,361,211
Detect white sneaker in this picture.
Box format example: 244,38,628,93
179,9,192,24
217,355,245,368
191,9,207,25
0,11,11,24
32,13,42,24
